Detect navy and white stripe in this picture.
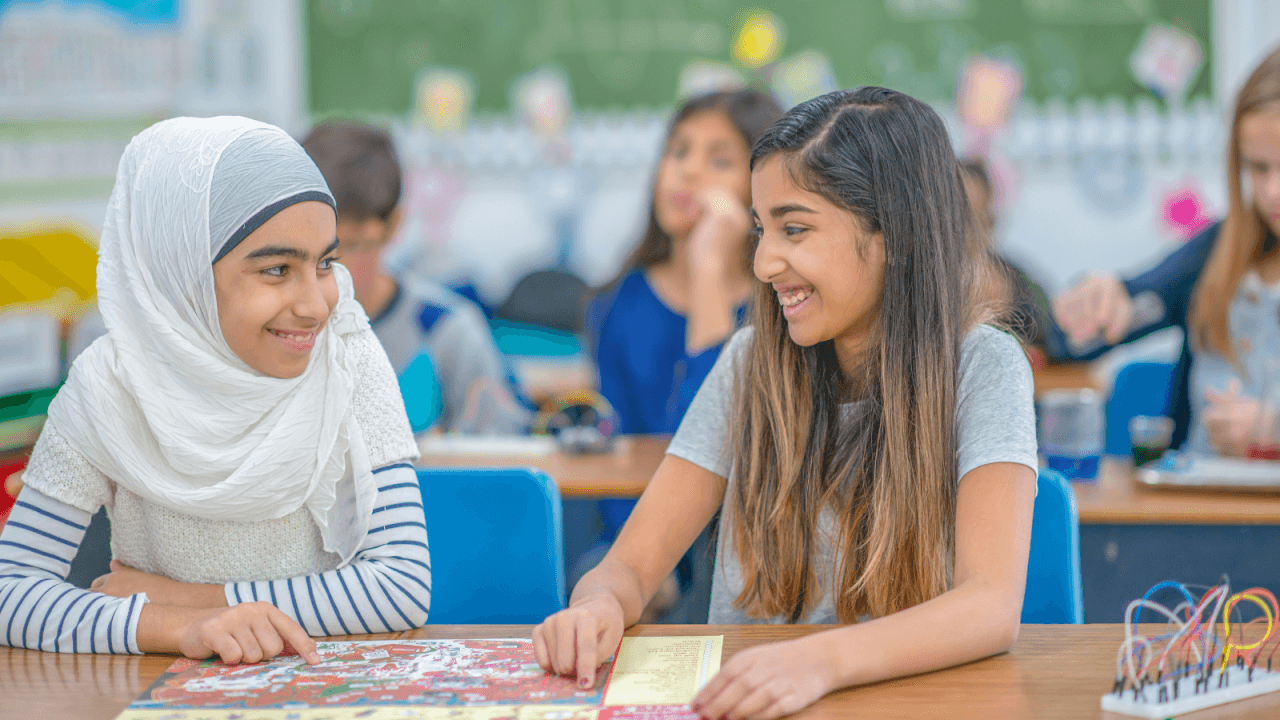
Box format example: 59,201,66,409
225,463,431,635
0,463,430,654
0,489,142,653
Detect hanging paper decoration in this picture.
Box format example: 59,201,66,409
770,50,838,109
512,65,573,139
1161,184,1214,240
955,55,1023,157
677,60,747,99
732,12,784,69
1129,23,1204,103
414,67,474,133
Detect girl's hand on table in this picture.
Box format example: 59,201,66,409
692,637,836,720
1204,380,1265,457
179,602,320,665
531,594,625,687
92,560,226,608
1053,272,1133,346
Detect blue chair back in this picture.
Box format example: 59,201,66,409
1105,361,1174,456
1022,468,1084,624
398,351,443,433
417,468,566,623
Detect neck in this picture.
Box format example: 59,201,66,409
358,274,399,321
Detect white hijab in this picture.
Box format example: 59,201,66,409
49,116,376,564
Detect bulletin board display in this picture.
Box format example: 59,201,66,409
304,0,1211,116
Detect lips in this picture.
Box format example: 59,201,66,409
268,328,316,352
775,285,814,317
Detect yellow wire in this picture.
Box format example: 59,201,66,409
1221,593,1275,672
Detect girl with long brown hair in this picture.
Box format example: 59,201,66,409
536,87,1038,720
1055,45,1280,456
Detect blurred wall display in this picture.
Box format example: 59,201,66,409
0,0,303,210
306,0,1211,116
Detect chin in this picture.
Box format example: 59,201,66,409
263,358,309,379
786,323,822,348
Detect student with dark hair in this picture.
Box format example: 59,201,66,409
302,122,529,434
1054,45,1280,455
536,88,1037,719
586,90,785,436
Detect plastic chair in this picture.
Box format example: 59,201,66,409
417,467,567,623
1104,361,1175,456
1021,468,1084,624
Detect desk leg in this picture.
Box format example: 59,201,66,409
1080,524,1280,622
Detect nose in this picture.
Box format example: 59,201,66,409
292,270,332,326
753,231,787,283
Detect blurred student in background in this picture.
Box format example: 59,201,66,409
959,159,1061,366
586,89,784,436
1054,46,1280,456
303,123,530,435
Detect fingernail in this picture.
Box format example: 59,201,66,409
580,677,590,688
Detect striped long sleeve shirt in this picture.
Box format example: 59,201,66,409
0,463,431,653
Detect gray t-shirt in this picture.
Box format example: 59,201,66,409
667,325,1038,624
371,273,531,434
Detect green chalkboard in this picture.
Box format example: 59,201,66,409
305,0,1211,116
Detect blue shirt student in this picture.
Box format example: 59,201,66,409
587,270,747,434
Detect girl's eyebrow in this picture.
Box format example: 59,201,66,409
245,238,340,261
770,204,817,218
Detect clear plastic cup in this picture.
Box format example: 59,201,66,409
1038,389,1105,481
1129,415,1174,466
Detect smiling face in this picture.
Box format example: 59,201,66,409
652,110,752,241
751,155,886,360
212,201,340,378
1241,107,1280,238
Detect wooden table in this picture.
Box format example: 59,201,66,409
1034,362,1101,394
8,623,1278,720
418,434,670,498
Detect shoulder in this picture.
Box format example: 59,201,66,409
959,325,1033,396
342,328,420,466
21,418,112,513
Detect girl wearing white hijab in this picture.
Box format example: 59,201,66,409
0,117,429,662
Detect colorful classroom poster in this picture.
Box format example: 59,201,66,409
115,637,723,720
602,637,722,706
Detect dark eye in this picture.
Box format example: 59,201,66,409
263,265,287,277
749,224,763,240
319,256,338,271
710,156,732,170
784,225,807,237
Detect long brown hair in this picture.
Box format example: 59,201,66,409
1188,46,1280,361
614,90,784,276
728,87,991,622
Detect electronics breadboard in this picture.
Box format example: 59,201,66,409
1100,580,1280,718
1101,662,1280,717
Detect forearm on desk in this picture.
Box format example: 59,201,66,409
808,578,1023,690
0,488,144,654
224,464,432,635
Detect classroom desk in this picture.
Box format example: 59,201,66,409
1034,361,1101,394
8,623,1278,720
1075,459,1280,622
418,434,670,498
